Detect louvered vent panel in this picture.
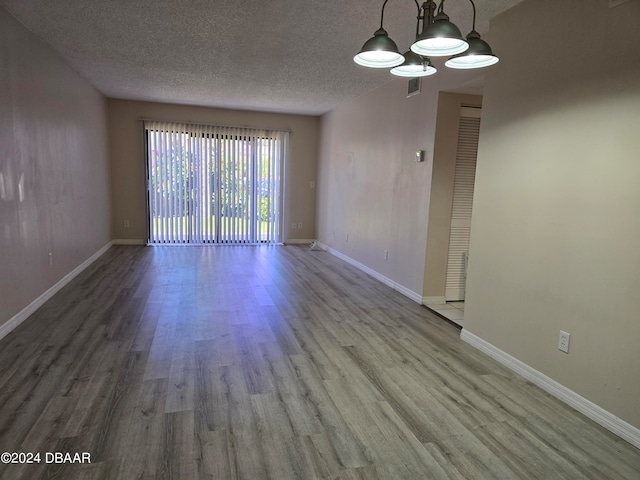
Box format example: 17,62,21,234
445,114,480,301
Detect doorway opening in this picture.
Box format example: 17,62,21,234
445,106,481,302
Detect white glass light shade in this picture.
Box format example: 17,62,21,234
411,37,469,57
390,51,437,77
354,28,404,68
391,63,437,77
445,35,499,69
354,50,404,68
445,53,498,69
412,14,469,57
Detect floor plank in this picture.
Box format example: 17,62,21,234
0,245,638,479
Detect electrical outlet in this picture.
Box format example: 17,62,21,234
310,181,315,188
48,252,53,266
384,249,389,260
297,222,303,229
345,234,349,243
292,222,297,229
123,220,130,228
558,331,570,353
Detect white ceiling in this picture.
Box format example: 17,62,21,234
1,0,524,116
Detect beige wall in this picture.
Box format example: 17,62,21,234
423,92,482,300
108,100,319,243
465,0,640,428
0,7,111,328
317,69,483,298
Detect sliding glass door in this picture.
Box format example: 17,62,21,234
145,121,287,245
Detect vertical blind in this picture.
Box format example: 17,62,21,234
145,121,287,245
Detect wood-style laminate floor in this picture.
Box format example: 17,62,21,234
0,245,638,480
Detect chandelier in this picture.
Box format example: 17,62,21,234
354,0,499,78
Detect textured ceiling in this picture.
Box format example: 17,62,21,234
1,0,524,115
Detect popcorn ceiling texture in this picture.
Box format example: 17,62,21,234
0,0,523,115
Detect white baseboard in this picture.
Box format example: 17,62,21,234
319,243,423,304
394,283,423,304
284,238,315,245
0,241,113,343
112,238,147,245
423,296,446,305
460,329,640,449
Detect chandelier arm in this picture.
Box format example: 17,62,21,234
413,0,422,37
379,0,426,39
379,0,391,29
381,0,423,27
468,0,477,33
422,1,437,25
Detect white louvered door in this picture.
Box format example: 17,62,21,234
445,107,481,301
